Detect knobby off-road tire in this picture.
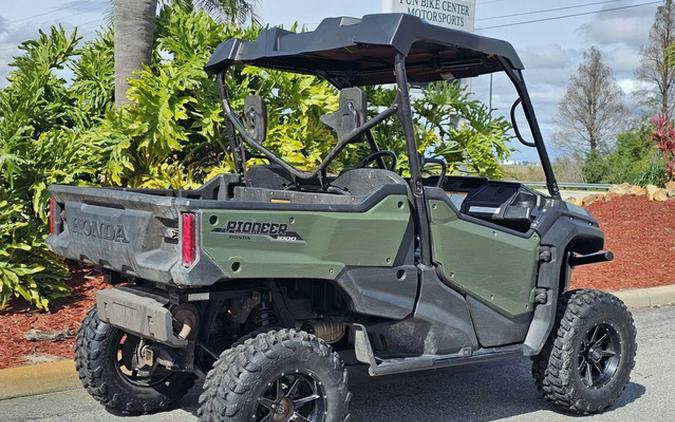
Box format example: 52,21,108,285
74,307,196,415
198,328,351,422
532,289,637,415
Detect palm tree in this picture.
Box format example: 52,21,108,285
113,0,157,107
113,0,255,108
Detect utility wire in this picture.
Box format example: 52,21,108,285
477,0,624,21
476,0,662,31
476,0,509,6
5,3,83,25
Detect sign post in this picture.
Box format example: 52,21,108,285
382,0,476,33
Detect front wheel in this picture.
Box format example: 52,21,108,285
74,307,195,414
532,289,637,414
198,329,351,422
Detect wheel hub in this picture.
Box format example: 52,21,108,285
272,397,294,420
587,347,602,363
114,332,171,387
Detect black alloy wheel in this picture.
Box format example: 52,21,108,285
255,371,327,422
577,323,621,388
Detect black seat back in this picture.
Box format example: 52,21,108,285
331,168,407,197
246,165,294,190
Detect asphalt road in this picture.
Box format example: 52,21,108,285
1,306,672,422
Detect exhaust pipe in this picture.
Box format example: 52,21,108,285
171,303,199,340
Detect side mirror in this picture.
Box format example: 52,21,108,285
244,95,267,144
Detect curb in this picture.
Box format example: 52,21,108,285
611,284,675,309
0,285,673,401
0,360,79,400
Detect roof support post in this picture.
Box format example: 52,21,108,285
394,54,432,266
217,71,246,181
498,58,560,199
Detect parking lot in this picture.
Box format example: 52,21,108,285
1,306,672,422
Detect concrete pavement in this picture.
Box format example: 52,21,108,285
1,306,672,421
535,189,599,200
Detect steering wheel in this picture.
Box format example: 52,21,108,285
355,150,397,172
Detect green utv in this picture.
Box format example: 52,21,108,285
47,13,636,421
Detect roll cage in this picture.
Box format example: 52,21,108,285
208,15,561,266
207,13,560,202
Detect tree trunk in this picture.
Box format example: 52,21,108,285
113,0,157,108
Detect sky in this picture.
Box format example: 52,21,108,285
0,0,665,162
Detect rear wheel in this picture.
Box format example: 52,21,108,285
198,328,350,422
75,307,195,415
532,289,637,414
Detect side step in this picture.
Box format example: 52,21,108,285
352,323,523,377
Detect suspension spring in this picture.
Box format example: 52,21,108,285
255,294,276,327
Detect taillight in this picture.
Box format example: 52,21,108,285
49,197,56,235
182,213,196,267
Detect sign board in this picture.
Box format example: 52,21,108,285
382,0,476,33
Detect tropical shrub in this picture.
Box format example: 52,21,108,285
651,114,675,181
579,125,667,186
582,149,612,184
0,2,511,310
359,82,512,178
0,26,114,309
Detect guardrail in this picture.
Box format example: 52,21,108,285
513,181,612,191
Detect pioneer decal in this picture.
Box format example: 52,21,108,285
213,220,304,242
70,217,130,243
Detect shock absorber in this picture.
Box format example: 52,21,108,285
255,293,276,328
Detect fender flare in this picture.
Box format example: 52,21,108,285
522,215,605,356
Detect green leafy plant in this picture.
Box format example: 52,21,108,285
0,26,113,310
579,125,668,186
365,81,512,178
0,200,69,309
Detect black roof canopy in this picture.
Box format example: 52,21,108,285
205,13,524,87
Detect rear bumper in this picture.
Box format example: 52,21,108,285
96,288,188,348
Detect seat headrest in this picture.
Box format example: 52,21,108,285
244,95,267,143
320,87,367,142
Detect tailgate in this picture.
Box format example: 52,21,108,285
47,185,182,283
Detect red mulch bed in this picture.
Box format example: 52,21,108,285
571,195,675,290
0,265,106,369
0,195,673,369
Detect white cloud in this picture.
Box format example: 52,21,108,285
524,67,574,88
617,78,651,95
0,15,39,88
0,10,104,88
577,4,656,48
606,45,642,73
520,44,571,69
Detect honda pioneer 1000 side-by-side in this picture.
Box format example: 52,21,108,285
47,13,636,422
